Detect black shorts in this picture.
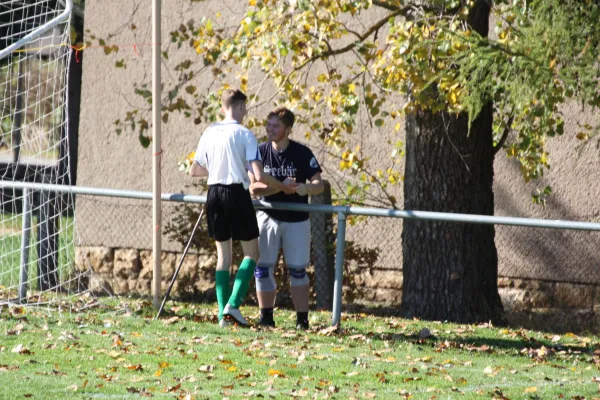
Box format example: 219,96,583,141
206,184,259,242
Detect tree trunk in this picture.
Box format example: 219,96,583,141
400,1,505,324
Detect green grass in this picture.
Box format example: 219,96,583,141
1,299,600,399
0,214,75,291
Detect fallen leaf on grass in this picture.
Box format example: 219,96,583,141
10,306,26,317
468,344,493,353
268,369,286,378
376,372,388,383
6,323,24,336
107,350,120,359
318,325,339,336
125,364,143,371
349,334,367,341
484,366,503,376
127,387,153,397
524,387,537,393
163,383,181,393
163,316,179,325
11,344,33,355
291,388,309,397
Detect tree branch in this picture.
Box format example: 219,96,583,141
372,0,405,12
292,6,410,73
493,115,514,156
372,0,435,14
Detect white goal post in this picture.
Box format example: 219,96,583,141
0,0,87,307
0,0,72,61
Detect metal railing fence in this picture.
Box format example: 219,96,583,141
3,180,600,329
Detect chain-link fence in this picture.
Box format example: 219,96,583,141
74,190,336,309
53,183,600,333
343,217,600,332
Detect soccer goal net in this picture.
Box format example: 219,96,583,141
0,0,88,307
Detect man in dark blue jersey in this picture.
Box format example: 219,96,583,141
248,107,324,330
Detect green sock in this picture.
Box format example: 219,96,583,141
228,257,256,308
215,270,230,320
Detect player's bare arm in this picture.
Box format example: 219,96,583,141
294,172,324,196
248,170,279,197
190,161,209,177
249,160,296,195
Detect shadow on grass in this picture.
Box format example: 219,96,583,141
342,303,600,335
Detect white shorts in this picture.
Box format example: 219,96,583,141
256,210,311,268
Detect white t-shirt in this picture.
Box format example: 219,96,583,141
194,120,261,189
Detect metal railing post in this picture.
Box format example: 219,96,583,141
331,210,347,326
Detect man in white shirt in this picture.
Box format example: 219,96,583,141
190,89,295,327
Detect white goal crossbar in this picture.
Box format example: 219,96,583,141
0,0,72,60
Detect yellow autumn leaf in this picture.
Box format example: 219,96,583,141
524,387,537,393
154,369,162,377
107,350,120,359
268,369,286,377
158,361,170,368
227,365,237,372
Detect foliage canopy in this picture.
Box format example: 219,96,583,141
102,0,600,206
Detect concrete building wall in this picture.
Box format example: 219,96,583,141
77,0,600,314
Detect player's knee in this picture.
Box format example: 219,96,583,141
255,265,276,291
288,266,309,287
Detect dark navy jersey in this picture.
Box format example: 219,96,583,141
259,140,322,222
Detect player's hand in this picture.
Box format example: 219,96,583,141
283,177,297,187
295,183,308,196
281,183,296,195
